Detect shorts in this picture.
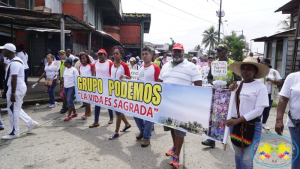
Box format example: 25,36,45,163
115,111,122,116
164,126,186,137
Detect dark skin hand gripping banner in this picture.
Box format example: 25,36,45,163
75,75,232,144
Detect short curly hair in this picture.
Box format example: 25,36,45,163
112,46,124,56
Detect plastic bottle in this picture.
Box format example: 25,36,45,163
32,83,38,88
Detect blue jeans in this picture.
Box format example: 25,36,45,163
24,68,30,86
115,111,122,116
289,127,300,169
64,86,75,109
134,117,153,140
94,106,113,123
0,113,4,129
261,94,272,124
48,79,57,104
230,122,262,169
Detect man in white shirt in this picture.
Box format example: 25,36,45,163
16,44,30,86
134,47,161,147
0,43,39,140
158,43,202,168
66,48,75,61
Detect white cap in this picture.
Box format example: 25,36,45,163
129,57,136,62
192,57,198,61
0,43,16,53
136,56,140,59
155,50,160,54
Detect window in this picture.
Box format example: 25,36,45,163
0,0,16,7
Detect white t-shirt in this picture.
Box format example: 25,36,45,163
129,64,139,70
266,69,282,94
79,63,94,76
138,63,160,82
67,55,76,61
94,60,113,78
279,72,300,127
6,57,27,91
231,81,269,121
158,59,202,85
111,62,131,79
200,66,212,87
44,61,59,79
88,55,95,64
16,52,29,69
63,67,79,88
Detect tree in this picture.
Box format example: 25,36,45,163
168,37,176,51
193,121,198,129
202,26,218,56
221,31,249,61
194,44,201,51
278,16,291,32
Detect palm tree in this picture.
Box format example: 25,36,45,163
202,26,218,56
221,31,249,61
168,37,176,51
278,16,291,32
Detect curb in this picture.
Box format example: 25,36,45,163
0,97,63,108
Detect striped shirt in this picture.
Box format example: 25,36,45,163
158,59,202,85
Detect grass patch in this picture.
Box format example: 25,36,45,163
272,102,278,107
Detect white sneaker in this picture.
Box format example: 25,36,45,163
2,134,20,140
27,121,40,132
262,123,270,130
48,104,55,108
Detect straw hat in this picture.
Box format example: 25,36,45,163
229,57,269,79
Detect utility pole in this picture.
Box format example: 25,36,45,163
218,0,222,43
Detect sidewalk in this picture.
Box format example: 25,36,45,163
0,76,61,108
0,104,291,169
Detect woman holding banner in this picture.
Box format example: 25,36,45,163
89,49,114,128
37,54,60,108
79,53,94,120
227,57,269,169
109,46,132,140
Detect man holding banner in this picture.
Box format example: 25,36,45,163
133,47,160,147
202,44,241,148
158,43,202,168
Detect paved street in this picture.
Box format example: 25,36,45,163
0,103,291,169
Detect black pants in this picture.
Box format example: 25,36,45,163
0,64,5,90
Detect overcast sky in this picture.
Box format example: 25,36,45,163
122,0,290,54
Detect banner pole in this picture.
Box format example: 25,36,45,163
223,144,227,151
222,91,236,150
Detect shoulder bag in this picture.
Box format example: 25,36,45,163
230,81,257,153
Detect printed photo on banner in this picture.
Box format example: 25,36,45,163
211,61,227,76
74,75,232,142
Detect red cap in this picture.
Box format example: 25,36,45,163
97,49,107,55
172,43,184,51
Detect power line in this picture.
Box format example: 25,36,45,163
137,0,204,22
158,0,218,25
227,22,265,35
150,26,210,34
227,7,277,14
189,0,215,13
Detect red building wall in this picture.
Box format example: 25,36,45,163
35,0,45,7
103,25,120,42
73,32,87,44
16,30,27,52
120,22,141,44
62,0,83,21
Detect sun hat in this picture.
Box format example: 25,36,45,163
215,44,228,51
97,49,107,55
229,57,269,79
0,43,16,52
129,57,136,62
172,43,184,51
155,50,160,54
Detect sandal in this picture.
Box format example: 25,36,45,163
71,112,78,118
81,114,87,120
108,119,113,124
89,123,100,128
120,124,131,132
64,116,72,121
109,132,119,140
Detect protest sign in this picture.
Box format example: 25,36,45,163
130,69,139,80
211,61,227,76
75,75,232,143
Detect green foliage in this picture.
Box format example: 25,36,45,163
278,16,291,32
221,31,249,61
272,102,278,107
168,37,176,51
202,26,218,56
